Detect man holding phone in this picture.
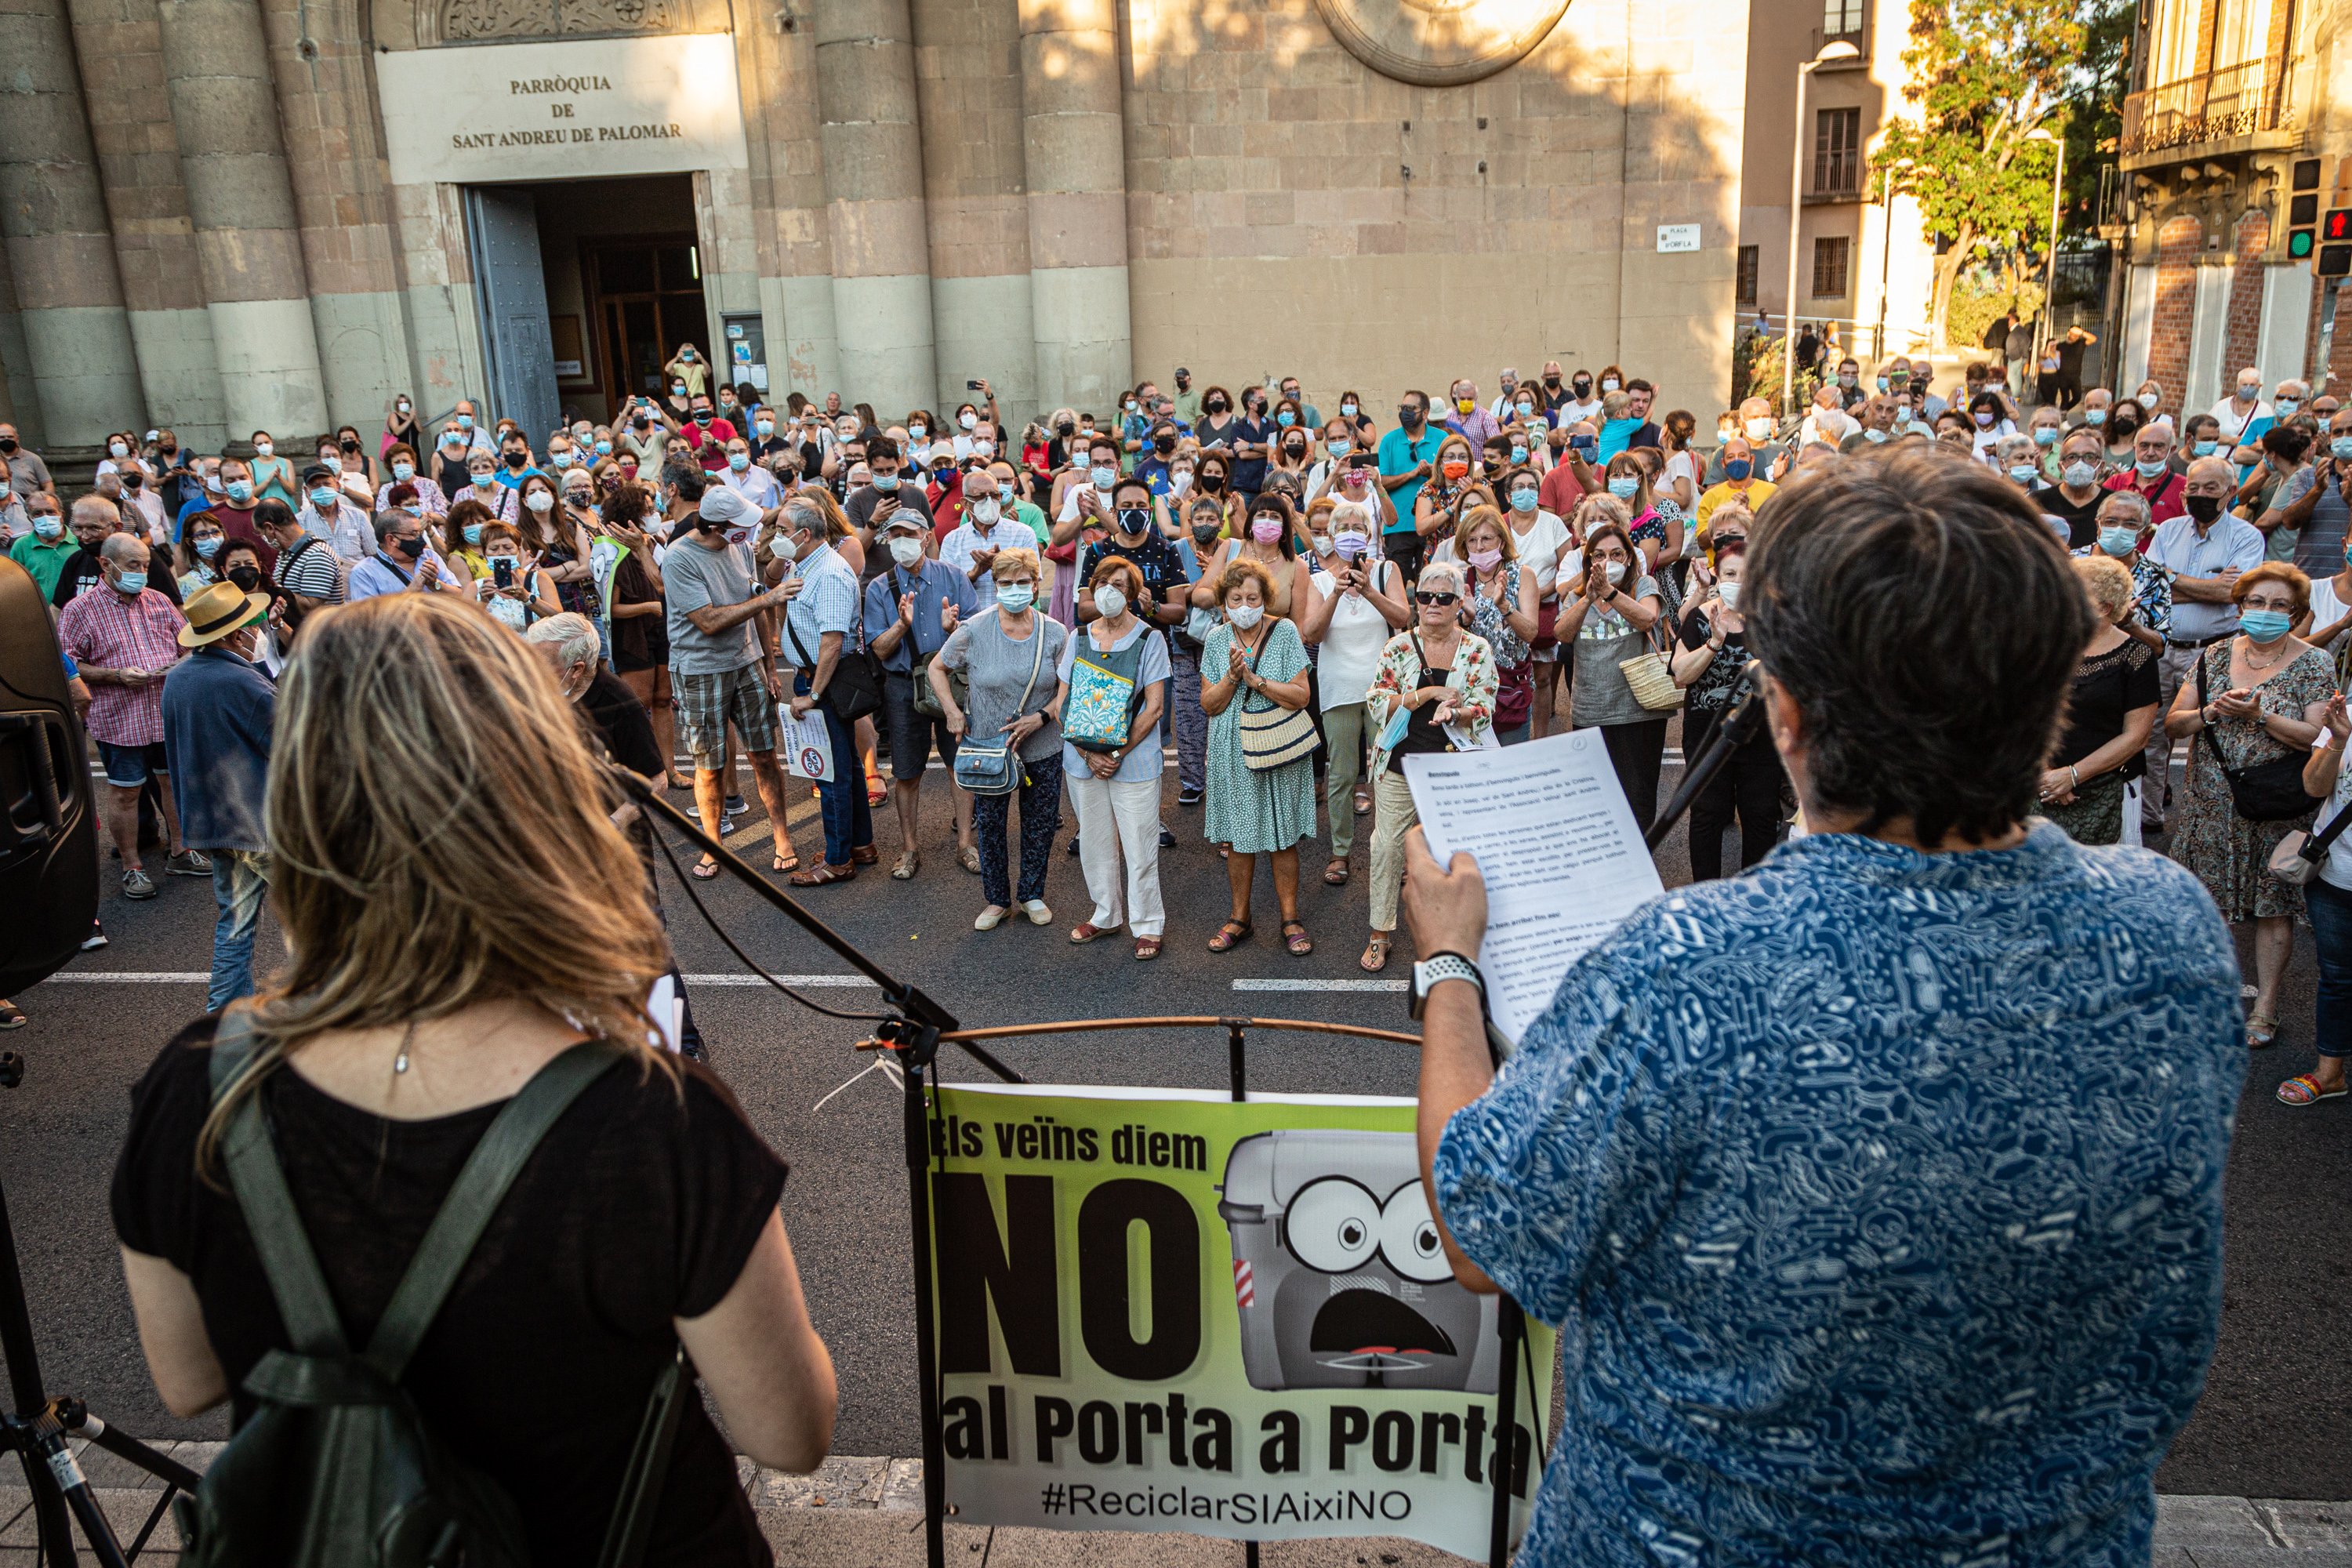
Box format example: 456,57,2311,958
666,488,799,877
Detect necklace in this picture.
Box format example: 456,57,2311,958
392,1018,417,1076
2243,638,2291,673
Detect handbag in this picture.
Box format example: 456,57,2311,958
950,610,1047,797
2198,651,2319,822
1232,627,1319,771
1617,615,1685,712
1063,629,1148,753
2270,793,2352,884
782,593,884,724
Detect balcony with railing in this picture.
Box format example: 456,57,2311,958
2119,56,2310,167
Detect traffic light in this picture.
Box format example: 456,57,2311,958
2328,208,2352,243
2290,159,2322,262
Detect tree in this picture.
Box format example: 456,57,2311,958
1875,0,2082,347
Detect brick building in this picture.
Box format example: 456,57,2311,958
0,0,1941,455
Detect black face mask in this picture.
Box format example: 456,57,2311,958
1283,441,1306,458
2110,421,2140,442
1399,406,1425,429
504,451,526,467
393,534,426,559
1191,521,1221,546
1572,380,1591,396
1544,375,1562,388
1116,506,1150,535
1199,472,1225,492
122,471,143,488
226,564,263,592
1153,435,1176,454
632,416,649,430
2183,493,2224,524
0,438,16,453
1057,421,1076,437
1206,401,1228,415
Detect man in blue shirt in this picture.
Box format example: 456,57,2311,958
864,508,977,879
1405,451,2240,1568
775,495,874,883
1131,420,1181,498
347,509,457,601
1377,390,1445,579
159,579,276,1010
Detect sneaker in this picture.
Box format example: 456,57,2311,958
1066,835,1082,858
725,793,746,815
122,869,158,900
1159,826,1178,848
82,924,108,952
165,848,212,877
1178,787,1203,807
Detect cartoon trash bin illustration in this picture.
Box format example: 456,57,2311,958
1218,1129,1500,1393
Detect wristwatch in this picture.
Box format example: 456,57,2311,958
1410,952,1486,1022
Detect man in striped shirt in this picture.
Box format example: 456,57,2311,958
56,533,211,898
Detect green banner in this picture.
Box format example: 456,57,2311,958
926,1082,1552,1557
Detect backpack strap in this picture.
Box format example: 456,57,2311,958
364,1040,622,1380
211,1008,352,1356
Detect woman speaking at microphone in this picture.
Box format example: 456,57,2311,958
1403,448,2242,1567
110,594,834,1566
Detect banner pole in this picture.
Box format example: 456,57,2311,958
1488,1297,1524,1568
1225,1022,1258,1568
903,1047,949,1568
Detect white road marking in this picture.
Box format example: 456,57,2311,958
1230,978,1407,993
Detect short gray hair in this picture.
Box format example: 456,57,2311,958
70,492,118,531
1419,558,1468,595
523,612,600,670
1994,434,2038,466
2094,487,2151,528
99,532,146,566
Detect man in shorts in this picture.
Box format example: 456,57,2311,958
664,487,799,876
863,508,978,877
57,532,211,898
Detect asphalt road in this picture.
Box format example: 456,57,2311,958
4,746,2344,1501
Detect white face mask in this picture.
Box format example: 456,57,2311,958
1744,418,1775,441
1716,580,1741,609
971,498,1000,524
1227,602,1265,630
1094,584,1128,620
1603,560,1627,585
524,490,554,513
960,411,978,430
888,535,924,568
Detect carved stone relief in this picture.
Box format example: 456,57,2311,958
1312,0,1573,85
437,0,680,43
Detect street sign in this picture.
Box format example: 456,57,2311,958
1654,223,1700,253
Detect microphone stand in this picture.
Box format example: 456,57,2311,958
1644,660,1768,852
605,764,1018,1568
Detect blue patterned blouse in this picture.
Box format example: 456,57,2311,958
1433,824,2242,1566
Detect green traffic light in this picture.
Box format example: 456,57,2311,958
2291,230,2317,259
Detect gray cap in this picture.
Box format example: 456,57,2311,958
881,506,929,535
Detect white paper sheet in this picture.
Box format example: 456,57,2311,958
778,702,836,782
1402,729,1664,1046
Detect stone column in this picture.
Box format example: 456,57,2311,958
66,0,230,448
912,0,1036,418
154,0,329,440
731,0,841,401
815,0,940,416
1018,0,1130,416
0,0,147,446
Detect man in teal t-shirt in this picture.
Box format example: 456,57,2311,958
1377,390,1446,575
7,502,75,601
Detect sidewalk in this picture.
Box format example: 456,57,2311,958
4,1443,2346,1564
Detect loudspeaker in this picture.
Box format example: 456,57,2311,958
0,556,98,995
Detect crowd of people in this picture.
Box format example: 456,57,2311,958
7,350,2347,1107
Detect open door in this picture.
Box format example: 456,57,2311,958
464,185,561,445
0,557,97,996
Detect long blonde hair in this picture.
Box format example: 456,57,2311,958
201,594,673,1163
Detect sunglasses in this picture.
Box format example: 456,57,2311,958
1414,590,1460,607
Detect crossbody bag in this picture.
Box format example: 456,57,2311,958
1233,626,1319,771
949,611,1047,796
2197,648,2319,822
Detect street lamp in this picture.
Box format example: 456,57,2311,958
1784,39,1864,416
2026,125,2067,363
1872,156,1914,365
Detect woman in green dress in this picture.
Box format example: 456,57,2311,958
1200,557,1319,956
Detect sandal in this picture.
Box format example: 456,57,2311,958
693,857,722,880
850,844,880,866
1353,791,1371,817
788,862,856,887
1070,921,1120,944
957,844,982,875
1283,920,1312,956
1323,858,1350,886
1134,936,1163,961
1361,935,1391,973
892,851,920,880
2277,1073,2349,1106
771,851,799,874
1208,920,1252,953
2247,1014,2279,1049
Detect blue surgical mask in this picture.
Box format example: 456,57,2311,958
1510,445,1527,464
1276,411,1294,427
2085,408,2107,426
1091,465,1117,489
1328,439,1352,458
1723,459,1753,481
309,487,339,511
1875,376,1889,392
595,439,612,455
2333,437,2352,463
33,516,61,539
757,420,775,437
2193,440,2217,457
550,451,572,469
2277,399,2302,418
728,452,750,473
392,461,415,481
1864,428,1889,444
114,570,147,595
2239,608,2292,643
456,413,474,430
1607,476,1640,499
1509,487,1538,512
226,481,253,504
194,535,220,559
2099,525,2139,557
463,523,483,545
874,472,901,492
2133,458,2169,480
2009,464,2038,484
2033,427,2058,447
996,582,1035,612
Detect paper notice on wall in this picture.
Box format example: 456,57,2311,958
1402,729,1662,1046
779,702,835,782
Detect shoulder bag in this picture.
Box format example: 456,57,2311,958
2198,649,2319,822
1063,626,1149,753
782,575,884,724
1235,626,1320,771
1617,608,1686,713
950,612,1047,796
2270,788,2352,884
892,567,951,719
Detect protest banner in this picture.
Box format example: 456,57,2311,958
924,1081,1553,1559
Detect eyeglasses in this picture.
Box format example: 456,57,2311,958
1414,590,1460,606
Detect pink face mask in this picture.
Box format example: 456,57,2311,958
1250,517,1283,543
1468,547,1503,572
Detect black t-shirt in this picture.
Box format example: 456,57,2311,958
1676,608,1752,713
2032,485,2105,550
580,669,665,779
1079,532,1189,625
49,543,180,608
1229,416,1273,489
2053,639,2160,775
111,1020,788,1567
